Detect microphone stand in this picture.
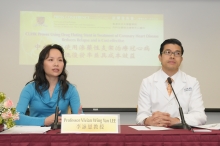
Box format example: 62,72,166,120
168,77,191,130
51,105,61,129
51,76,63,130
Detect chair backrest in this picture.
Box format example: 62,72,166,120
25,108,30,115
67,106,72,114
26,106,72,115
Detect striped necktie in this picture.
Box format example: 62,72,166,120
166,78,173,96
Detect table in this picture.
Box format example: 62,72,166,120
0,125,220,146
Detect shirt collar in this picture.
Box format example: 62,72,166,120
160,69,180,84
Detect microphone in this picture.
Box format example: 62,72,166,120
51,75,64,130
167,77,191,130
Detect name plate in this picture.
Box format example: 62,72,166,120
61,114,120,133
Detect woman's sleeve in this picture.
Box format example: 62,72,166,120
15,84,45,126
69,85,81,114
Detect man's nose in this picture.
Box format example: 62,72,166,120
170,53,175,58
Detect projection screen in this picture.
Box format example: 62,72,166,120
0,0,220,111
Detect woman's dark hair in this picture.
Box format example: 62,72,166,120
27,44,69,98
159,38,184,56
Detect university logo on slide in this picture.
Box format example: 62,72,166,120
36,17,45,25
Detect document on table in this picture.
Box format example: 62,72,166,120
193,123,220,130
192,129,212,132
129,126,172,131
0,126,51,134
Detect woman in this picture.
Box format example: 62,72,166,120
16,44,82,126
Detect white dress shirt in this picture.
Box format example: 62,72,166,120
136,69,207,126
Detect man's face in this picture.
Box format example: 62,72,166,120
158,44,183,74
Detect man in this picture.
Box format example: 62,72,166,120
136,38,206,127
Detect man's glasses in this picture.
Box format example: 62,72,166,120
163,50,182,57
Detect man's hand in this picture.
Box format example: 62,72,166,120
169,117,180,126
144,111,180,127
144,111,171,127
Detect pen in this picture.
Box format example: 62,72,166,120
145,126,151,130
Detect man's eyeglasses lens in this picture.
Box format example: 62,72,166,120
163,50,181,57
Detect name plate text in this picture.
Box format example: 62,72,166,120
61,114,120,133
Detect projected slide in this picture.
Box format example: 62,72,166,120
20,11,163,66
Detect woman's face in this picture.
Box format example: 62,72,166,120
43,49,64,79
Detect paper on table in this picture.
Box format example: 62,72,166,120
194,123,220,130
129,126,172,131
193,129,212,132
0,126,51,134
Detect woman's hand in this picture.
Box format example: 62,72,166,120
44,111,61,126
78,105,83,114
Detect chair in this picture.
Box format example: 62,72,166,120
26,106,72,115
67,106,72,114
